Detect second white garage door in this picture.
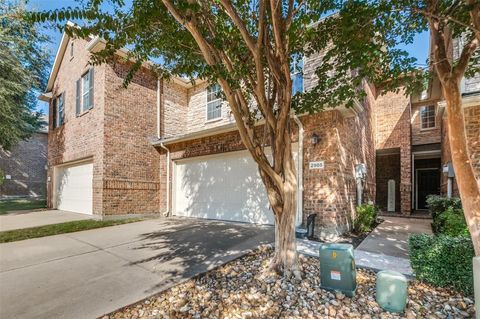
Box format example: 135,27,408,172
55,161,93,215
173,149,298,225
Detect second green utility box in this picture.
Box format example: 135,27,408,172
319,243,356,297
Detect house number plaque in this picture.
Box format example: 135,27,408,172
309,161,325,170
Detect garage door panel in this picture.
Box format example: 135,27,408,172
55,162,93,215
174,150,289,225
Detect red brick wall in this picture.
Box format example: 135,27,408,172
411,102,442,146
376,153,401,211
47,37,105,214
465,105,480,183
159,100,375,237
374,90,412,214
47,38,162,216
102,58,161,215
0,132,48,198
162,80,188,138
441,104,480,195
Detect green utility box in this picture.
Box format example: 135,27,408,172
376,270,408,313
319,243,356,297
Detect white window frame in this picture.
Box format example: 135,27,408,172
292,55,304,95
81,70,92,113
57,93,65,127
54,93,65,128
420,105,436,130
206,83,222,122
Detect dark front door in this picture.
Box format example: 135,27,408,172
416,169,440,210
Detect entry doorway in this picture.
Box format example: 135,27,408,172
415,168,440,210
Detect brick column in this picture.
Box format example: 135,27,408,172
400,145,412,215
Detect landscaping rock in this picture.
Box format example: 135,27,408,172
105,246,476,318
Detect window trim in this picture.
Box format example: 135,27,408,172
69,41,74,60
205,83,223,122
52,92,65,129
291,55,304,95
77,69,94,116
420,105,436,130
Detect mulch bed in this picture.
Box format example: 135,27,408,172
104,246,475,319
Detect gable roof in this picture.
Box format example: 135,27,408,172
39,21,198,101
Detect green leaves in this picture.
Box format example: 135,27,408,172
0,2,50,150
409,234,474,295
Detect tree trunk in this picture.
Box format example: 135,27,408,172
442,79,480,256
266,142,301,279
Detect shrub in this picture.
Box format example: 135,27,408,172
409,234,474,295
426,195,462,219
432,207,469,236
354,204,377,233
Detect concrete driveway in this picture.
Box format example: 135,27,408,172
0,210,93,232
0,217,274,319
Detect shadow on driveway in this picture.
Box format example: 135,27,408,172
0,217,274,319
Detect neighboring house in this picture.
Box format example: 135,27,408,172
39,26,480,237
0,118,48,199
374,36,480,215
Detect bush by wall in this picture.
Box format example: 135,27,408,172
426,195,462,219
427,195,468,236
409,234,474,295
431,207,469,236
354,204,377,233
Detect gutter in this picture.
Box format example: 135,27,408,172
292,114,304,227
156,78,171,217
151,100,363,147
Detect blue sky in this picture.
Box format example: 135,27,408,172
31,0,430,114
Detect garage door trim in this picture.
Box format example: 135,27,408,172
53,157,94,215
172,146,301,225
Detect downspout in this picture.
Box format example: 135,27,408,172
157,78,171,217
447,177,453,198
293,114,304,227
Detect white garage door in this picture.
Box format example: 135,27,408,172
55,161,93,215
173,149,298,225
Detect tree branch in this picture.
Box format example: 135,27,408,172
454,36,478,78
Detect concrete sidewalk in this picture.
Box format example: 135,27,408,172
0,210,93,232
297,216,432,276
0,217,274,319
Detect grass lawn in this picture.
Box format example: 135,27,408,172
0,198,46,214
0,218,143,243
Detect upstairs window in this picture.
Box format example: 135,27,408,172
53,92,65,128
76,68,94,115
206,83,222,121
420,105,436,129
70,41,74,58
292,55,304,95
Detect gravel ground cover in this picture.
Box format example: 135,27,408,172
105,246,476,319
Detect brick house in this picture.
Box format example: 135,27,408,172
40,27,479,237
0,121,48,198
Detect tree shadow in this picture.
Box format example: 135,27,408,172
175,153,274,225
126,217,274,293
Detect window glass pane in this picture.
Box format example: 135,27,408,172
207,99,222,120
207,83,221,102
421,105,435,129
291,55,303,95
293,73,303,95
82,73,90,111
58,94,64,126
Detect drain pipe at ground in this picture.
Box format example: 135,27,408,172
157,78,171,217
293,114,304,227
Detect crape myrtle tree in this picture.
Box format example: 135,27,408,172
313,0,480,255
29,0,352,279
1,1,49,150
